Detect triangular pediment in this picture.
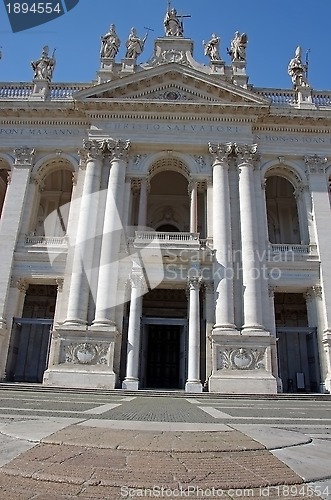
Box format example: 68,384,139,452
74,63,269,106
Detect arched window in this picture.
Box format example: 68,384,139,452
265,176,300,244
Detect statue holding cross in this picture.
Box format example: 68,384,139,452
164,4,190,37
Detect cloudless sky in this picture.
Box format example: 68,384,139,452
0,0,330,91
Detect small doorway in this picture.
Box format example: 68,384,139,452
6,319,52,382
145,324,181,389
6,284,57,383
277,327,320,392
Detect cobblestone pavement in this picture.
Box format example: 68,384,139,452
0,386,330,499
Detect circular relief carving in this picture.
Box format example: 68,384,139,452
164,91,180,101
231,348,253,370
74,343,97,364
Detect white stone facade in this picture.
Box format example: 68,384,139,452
0,20,331,394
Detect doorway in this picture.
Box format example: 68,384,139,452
145,324,181,389
277,327,320,392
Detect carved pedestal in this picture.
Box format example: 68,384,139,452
43,326,117,389
209,333,277,394
231,61,248,88
296,85,316,109
98,58,116,83
121,58,136,73
29,79,49,100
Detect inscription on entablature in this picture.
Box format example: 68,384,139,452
256,134,331,145
0,128,85,138
102,121,246,135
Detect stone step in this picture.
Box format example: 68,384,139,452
1,382,331,400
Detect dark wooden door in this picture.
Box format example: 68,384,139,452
146,324,180,389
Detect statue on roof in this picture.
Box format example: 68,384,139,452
125,28,147,60
228,32,248,62
31,46,56,82
203,34,222,62
100,24,120,59
164,7,183,37
288,46,309,89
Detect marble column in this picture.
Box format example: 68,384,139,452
185,277,203,393
137,177,148,227
93,139,130,327
122,273,144,390
208,143,236,331
189,180,198,233
236,144,264,332
0,147,35,330
64,140,104,326
305,155,331,392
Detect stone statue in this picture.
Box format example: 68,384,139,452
228,32,248,62
164,7,183,37
288,46,309,89
100,24,120,59
31,46,56,82
125,28,147,59
203,34,221,61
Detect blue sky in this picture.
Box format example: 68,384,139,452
0,0,330,91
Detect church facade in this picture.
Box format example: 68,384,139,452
1,11,331,394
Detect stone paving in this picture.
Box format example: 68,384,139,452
0,389,330,499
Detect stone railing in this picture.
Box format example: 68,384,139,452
130,231,201,249
25,235,68,246
268,243,318,259
256,88,331,107
0,82,89,100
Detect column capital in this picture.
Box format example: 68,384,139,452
56,278,64,292
107,139,131,162
187,276,202,290
129,272,146,291
305,285,323,302
79,139,106,165
304,154,327,175
235,144,259,166
202,281,214,295
13,147,36,166
16,278,29,292
208,142,235,164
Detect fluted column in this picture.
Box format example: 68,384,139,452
236,144,264,332
189,180,198,233
122,273,144,390
185,277,203,393
65,140,104,325
137,177,148,227
208,143,236,331
0,147,35,329
93,139,130,327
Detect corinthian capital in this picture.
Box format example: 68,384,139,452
107,139,131,162
13,147,36,166
208,142,235,164
79,139,106,164
304,155,327,174
235,144,259,165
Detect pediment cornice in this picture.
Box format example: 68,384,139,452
74,63,270,106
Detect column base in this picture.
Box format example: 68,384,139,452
185,381,203,393
44,325,117,389
122,378,139,390
209,371,277,394
43,366,116,390
323,376,331,394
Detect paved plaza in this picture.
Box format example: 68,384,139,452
0,385,330,499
